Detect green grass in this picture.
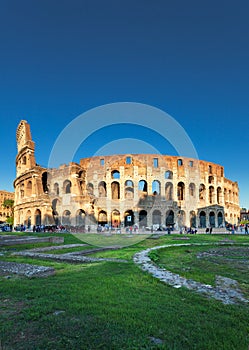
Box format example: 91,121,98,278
0,233,249,349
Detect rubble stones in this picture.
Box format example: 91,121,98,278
133,243,249,305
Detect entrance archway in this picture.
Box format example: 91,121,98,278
166,210,174,226
111,210,120,227
124,210,134,227
199,211,206,228
139,210,147,227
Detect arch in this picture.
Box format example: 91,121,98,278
189,183,195,197
54,183,59,195
178,210,185,227
190,210,196,227
209,211,215,227
76,209,85,227
124,210,134,227
98,210,107,226
125,180,134,199
165,170,173,179
62,210,71,225
25,210,32,228
52,198,59,224
42,172,49,193
208,176,214,184
111,210,120,228
26,180,32,197
199,211,206,228
165,182,173,200
177,182,185,200
111,170,120,179
217,187,222,204
209,186,214,204
138,180,148,193
152,180,161,195
152,210,161,225
87,182,94,195
111,181,120,199
166,210,174,226
224,188,227,202
139,210,147,227
22,155,27,165
218,212,223,227
20,183,24,198
35,209,41,226
199,184,205,200
98,181,107,197
63,180,72,194
177,159,183,166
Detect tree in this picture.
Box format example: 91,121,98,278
2,199,14,225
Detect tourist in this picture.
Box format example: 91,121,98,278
245,224,248,234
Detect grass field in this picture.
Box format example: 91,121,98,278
0,232,249,349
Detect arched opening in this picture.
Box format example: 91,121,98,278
189,183,195,197
35,209,41,226
139,210,147,227
54,183,59,196
124,210,134,227
165,182,173,200
111,181,120,199
152,210,161,225
98,210,107,226
178,210,185,227
62,210,71,225
209,186,214,204
111,210,120,228
218,212,223,227
152,180,161,195
42,172,49,193
166,210,174,226
165,170,173,179
138,180,148,194
177,182,185,200
190,210,196,227
111,170,120,179
26,180,32,197
22,156,27,165
199,211,206,228
52,199,59,225
63,180,72,194
87,183,94,195
208,176,214,184
217,187,222,204
199,184,205,200
125,180,134,199
76,209,85,227
209,211,215,227
98,181,107,197
25,210,32,228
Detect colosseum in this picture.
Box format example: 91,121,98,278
14,120,240,231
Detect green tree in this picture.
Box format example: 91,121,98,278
2,199,14,225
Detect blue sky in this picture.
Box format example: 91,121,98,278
0,0,248,208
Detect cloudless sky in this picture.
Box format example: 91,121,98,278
0,0,248,207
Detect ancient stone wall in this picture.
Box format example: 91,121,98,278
13,121,240,229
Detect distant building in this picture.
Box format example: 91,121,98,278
240,208,249,222
0,190,14,223
13,120,240,229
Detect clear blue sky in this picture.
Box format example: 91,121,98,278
0,0,248,208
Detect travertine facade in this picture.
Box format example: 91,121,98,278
0,190,14,223
14,120,240,230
